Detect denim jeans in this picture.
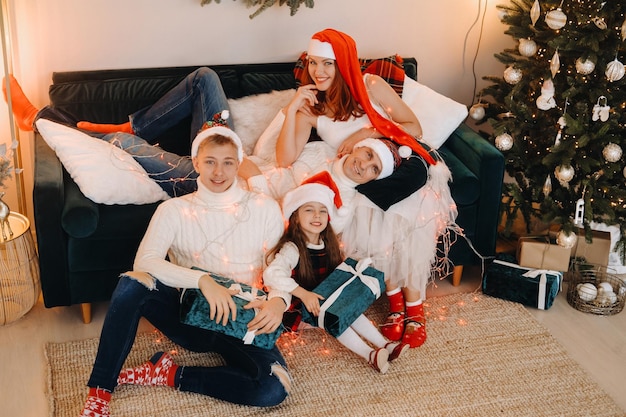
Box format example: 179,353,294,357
130,67,231,145
103,132,198,197
88,276,289,407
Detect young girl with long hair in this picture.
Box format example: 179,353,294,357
264,173,409,374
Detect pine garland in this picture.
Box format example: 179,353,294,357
200,0,314,19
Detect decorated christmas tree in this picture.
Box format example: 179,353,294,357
475,0,626,256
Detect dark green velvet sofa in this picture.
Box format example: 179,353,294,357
33,58,504,323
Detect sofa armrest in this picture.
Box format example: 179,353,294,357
441,123,505,257
34,133,73,306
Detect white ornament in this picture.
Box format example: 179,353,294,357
577,283,598,302
495,133,513,151
576,58,595,75
603,143,622,163
504,67,523,85
550,49,561,78
530,0,541,26
519,38,538,57
605,58,625,82
592,96,610,122
592,16,607,30
469,103,486,120
543,175,552,196
574,198,584,225
536,78,556,110
545,8,567,30
554,164,575,185
598,282,614,294
623,166,626,178
605,291,618,304
556,229,577,248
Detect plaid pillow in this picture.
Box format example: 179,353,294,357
293,52,406,97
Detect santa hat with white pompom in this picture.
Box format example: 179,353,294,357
282,171,346,222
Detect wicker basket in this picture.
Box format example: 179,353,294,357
566,262,626,316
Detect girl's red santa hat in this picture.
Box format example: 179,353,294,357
191,110,244,161
282,171,344,221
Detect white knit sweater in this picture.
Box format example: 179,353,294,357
133,178,290,303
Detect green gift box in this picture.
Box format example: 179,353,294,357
180,270,283,350
482,253,562,310
301,257,385,337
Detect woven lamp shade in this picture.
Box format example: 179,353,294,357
0,213,41,325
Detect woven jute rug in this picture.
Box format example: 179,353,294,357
45,293,624,417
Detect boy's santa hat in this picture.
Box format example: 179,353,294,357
354,137,406,179
191,110,244,161
282,171,344,221
309,28,436,166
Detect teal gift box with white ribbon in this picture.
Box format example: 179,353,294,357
301,257,385,337
180,270,283,350
482,253,562,310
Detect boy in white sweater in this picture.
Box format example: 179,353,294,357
80,117,292,417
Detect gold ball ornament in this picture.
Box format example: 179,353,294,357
556,229,577,249
575,58,595,75
554,165,575,184
518,38,538,57
605,59,625,82
602,143,622,163
545,8,567,30
495,133,514,151
469,103,486,120
503,67,522,85
623,166,626,178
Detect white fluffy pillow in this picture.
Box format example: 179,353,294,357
401,76,468,149
228,89,295,155
36,119,169,205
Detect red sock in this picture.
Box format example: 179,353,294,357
403,301,427,348
80,387,111,417
380,288,405,341
77,120,133,134
2,75,39,131
117,351,178,387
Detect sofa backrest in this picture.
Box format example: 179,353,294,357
48,58,418,156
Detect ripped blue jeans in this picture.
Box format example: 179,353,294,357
87,276,290,407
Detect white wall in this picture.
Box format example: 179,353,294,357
1,0,513,220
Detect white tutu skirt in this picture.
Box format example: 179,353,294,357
341,161,458,296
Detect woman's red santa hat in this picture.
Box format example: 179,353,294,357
282,171,344,221
308,28,436,166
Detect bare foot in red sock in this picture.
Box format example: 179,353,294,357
2,75,39,131
402,302,427,348
117,351,178,387
77,120,133,134
80,387,111,417
380,289,405,341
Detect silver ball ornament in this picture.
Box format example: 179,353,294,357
605,59,625,82
503,67,523,85
469,104,485,120
545,8,567,30
556,229,577,248
518,38,538,57
554,165,575,184
576,58,595,75
603,143,622,163
495,133,514,151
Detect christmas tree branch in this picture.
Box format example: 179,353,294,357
200,0,314,19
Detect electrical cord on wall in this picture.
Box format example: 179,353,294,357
462,0,488,106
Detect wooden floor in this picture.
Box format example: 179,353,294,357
1,262,625,416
